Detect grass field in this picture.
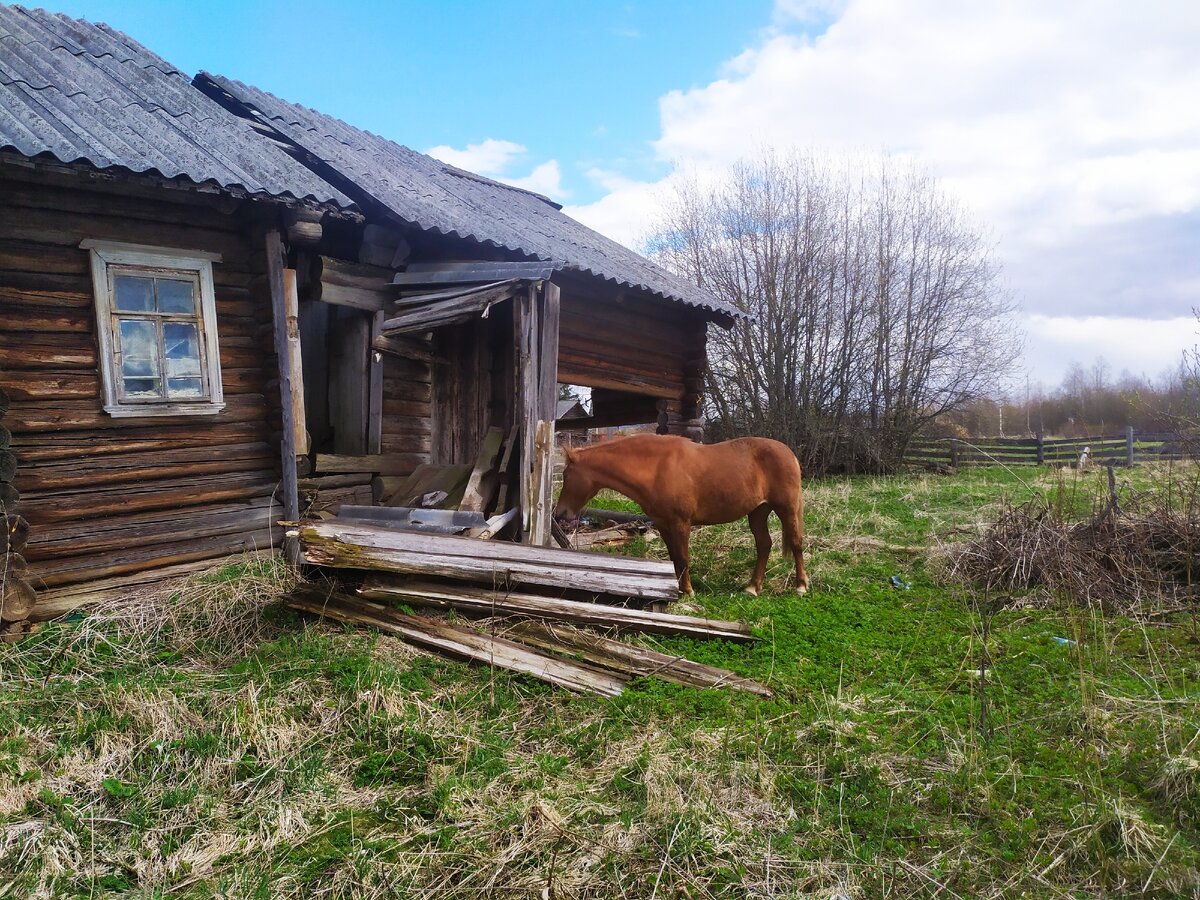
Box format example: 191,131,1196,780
2,465,1199,898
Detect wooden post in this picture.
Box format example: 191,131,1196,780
265,229,301,566
513,284,539,542
531,282,561,545
1036,431,1045,465
1125,425,1135,467
282,269,308,456
368,310,385,455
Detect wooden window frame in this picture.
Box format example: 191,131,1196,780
83,240,225,418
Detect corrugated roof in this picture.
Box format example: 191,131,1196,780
0,4,352,207
199,74,739,319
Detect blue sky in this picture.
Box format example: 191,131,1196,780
49,0,773,204
43,1,1200,389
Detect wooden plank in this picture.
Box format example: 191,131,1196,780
314,281,389,312
378,463,472,508
266,230,301,566
493,425,519,513
299,521,679,600
359,577,754,641
315,453,427,476
515,284,539,541
368,311,385,455
459,426,505,513
532,281,560,546
504,621,771,696
288,588,625,696
530,420,554,546
318,256,394,290
298,473,375,490
282,268,309,456
372,333,438,364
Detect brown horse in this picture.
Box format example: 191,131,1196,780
554,434,809,597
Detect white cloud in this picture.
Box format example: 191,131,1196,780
1022,314,1196,387
505,160,566,198
425,138,568,199
425,138,526,175
566,0,1200,383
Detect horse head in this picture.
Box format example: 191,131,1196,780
553,446,599,527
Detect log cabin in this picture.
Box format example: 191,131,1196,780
0,4,739,629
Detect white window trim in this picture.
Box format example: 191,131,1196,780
82,240,226,418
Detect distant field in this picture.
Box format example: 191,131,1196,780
2,465,1198,898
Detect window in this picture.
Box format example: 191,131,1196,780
83,240,225,417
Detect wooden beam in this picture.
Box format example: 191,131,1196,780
282,268,308,456
359,577,754,642
513,285,538,541
315,453,426,475
459,426,505,514
265,228,300,566
299,520,679,601
531,281,560,546
288,588,625,696
368,311,385,454
504,621,772,696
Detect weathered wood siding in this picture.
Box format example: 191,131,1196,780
0,171,282,614
381,339,434,470
557,290,701,401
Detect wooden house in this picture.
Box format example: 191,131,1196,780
0,5,738,630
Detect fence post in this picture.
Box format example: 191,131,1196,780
1036,431,1045,466
1125,425,1135,467
949,442,959,468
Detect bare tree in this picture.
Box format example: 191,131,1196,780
648,151,1020,473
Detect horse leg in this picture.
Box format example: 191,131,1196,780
776,500,810,594
659,519,694,596
745,503,772,596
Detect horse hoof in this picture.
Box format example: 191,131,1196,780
797,582,810,595
744,585,759,597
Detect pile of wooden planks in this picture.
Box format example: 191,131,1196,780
293,511,769,696
288,580,769,697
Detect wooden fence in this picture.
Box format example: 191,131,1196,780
905,427,1196,468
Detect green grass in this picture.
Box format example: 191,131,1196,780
2,465,1199,898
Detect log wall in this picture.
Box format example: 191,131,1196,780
0,169,283,617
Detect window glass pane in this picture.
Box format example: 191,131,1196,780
167,377,204,398
114,275,154,312
118,319,161,398
163,322,205,399
156,278,196,314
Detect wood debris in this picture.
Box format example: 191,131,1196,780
289,586,626,696
358,577,753,642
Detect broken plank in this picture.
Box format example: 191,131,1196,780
503,621,771,696
459,426,505,513
288,587,625,696
379,463,472,508
300,522,678,601
301,520,676,578
359,577,754,642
